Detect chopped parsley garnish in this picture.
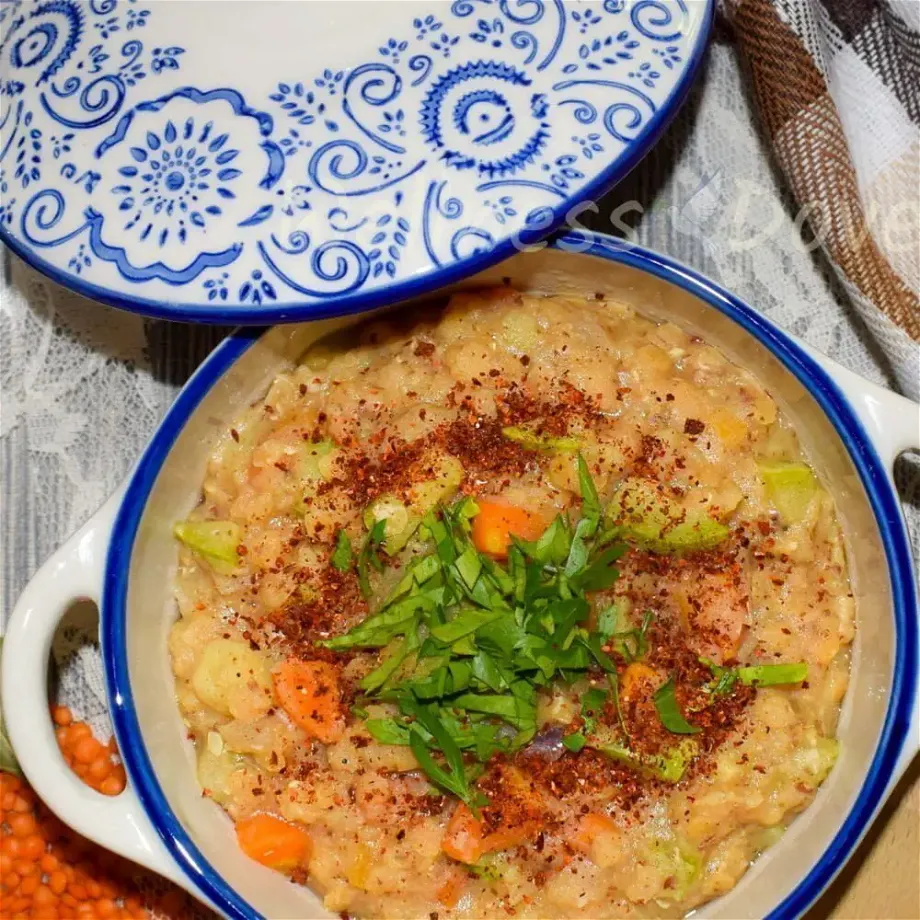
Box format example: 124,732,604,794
600,606,655,663
701,659,809,694
356,518,387,598
321,456,628,808
563,686,608,753
331,529,354,572
653,677,700,735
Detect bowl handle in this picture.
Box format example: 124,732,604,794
810,351,920,775
807,348,920,472
1,495,187,889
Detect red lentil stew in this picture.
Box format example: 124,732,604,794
170,289,853,917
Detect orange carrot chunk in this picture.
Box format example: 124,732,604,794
441,805,485,865
273,659,345,743
441,804,538,865
620,662,660,705
471,502,545,559
569,812,618,855
236,814,313,873
435,867,467,908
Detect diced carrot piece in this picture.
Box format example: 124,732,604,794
620,662,660,705
442,804,539,864
273,659,345,743
441,805,485,865
436,867,467,908
236,814,313,872
471,502,545,558
569,813,618,855
481,823,537,854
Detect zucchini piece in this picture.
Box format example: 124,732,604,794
607,479,729,553
758,460,817,524
407,455,465,512
363,455,465,555
595,736,697,783
174,520,242,574
649,837,702,901
502,426,579,454
364,494,415,555
299,439,339,482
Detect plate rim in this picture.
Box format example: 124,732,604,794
0,0,714,324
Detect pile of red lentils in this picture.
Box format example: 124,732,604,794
1,706,204,919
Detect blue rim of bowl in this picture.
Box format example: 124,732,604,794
0,2,714,326
102,230,917,920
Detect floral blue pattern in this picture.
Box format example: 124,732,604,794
0,0,709,317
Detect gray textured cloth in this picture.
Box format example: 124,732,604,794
1,25,918,723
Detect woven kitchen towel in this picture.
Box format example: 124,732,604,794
726,0,919,397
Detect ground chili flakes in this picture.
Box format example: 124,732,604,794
265,565,368,654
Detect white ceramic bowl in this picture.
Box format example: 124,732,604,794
3,232,918,920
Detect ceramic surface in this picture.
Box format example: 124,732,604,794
2,235,917,920
0,0,711,321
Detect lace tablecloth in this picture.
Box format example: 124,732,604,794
2,13,918,919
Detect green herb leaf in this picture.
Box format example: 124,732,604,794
514,514,571,566
563,515,596,578
597,604,622,641
328,462,643,808
453,546,483,590
331,530,354,572
608,670,628,739
360,635,418,692
579,633,617,673
700,659,808,693
577,453,602,522
572,543,628,592
737,663,808,686
357,518,387,598
653,677,700,735
430,608,504,645
366,718,412,745
405,702,484,810
562,732,586,752
580,687,607,737
321,592,431,649
610,610,655,663
452,691,537,737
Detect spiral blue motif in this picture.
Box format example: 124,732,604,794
553,79,655,143
630,0,688,41
420,61,550,177
558,98,598,124
343,63,405,155
499,0,545,26
0,0,700,310
257,237,370,296
40,73,125,128
510,31,539,65
5,0,84,86
408,55,433,87
450,225,495,259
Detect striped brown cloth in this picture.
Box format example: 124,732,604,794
725,0,919,388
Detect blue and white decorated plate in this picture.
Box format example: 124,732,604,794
0,0,712,322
